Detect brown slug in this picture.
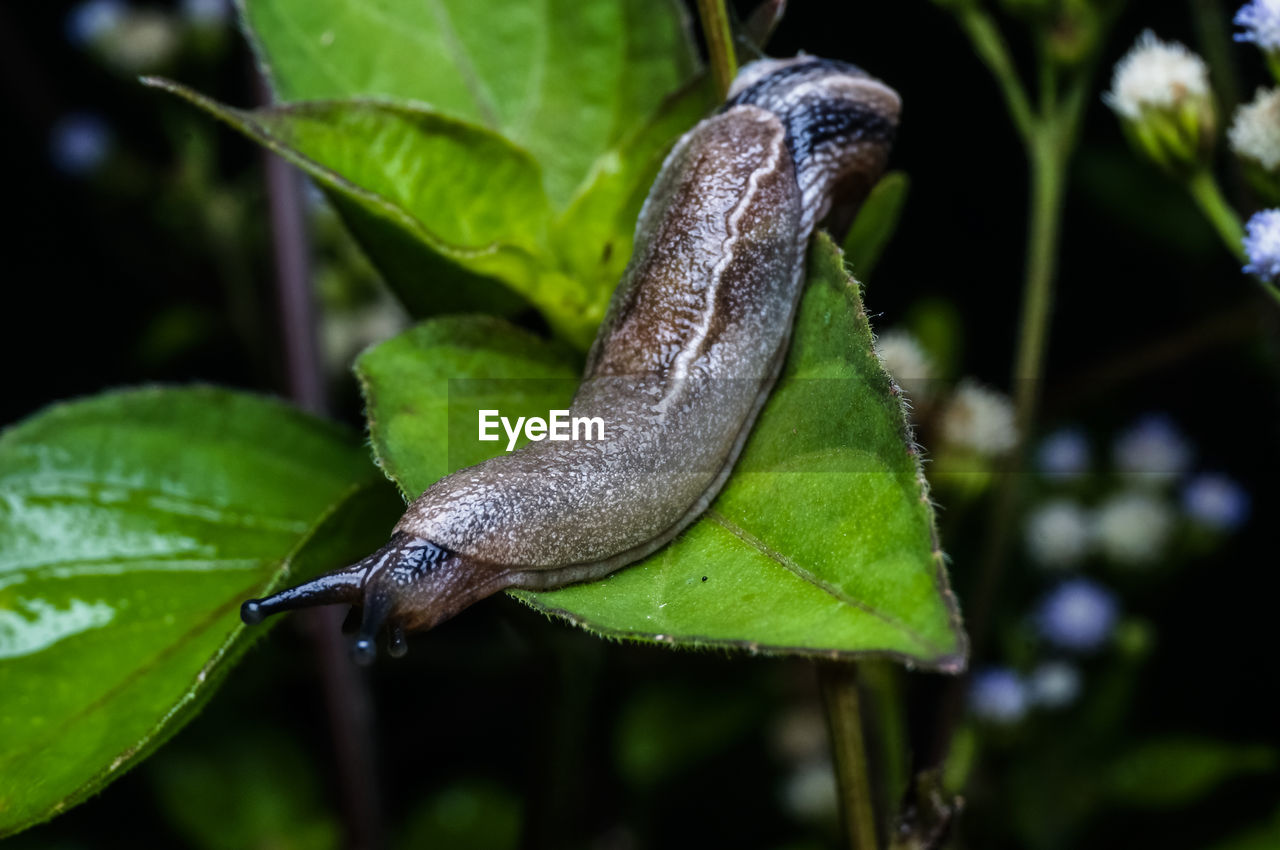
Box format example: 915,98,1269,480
241,56,902,663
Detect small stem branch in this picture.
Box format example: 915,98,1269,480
697,0,738,99
262,140,328,414
955,8,1037,143
1011,136,1067,434
1188,169,1247,263
820,662,878,850
1186,169,1280,307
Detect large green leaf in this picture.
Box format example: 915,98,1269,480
0,388,396,837
158,1,710,343
357,235,966,669
237,0,699,207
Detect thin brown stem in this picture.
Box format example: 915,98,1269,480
257,74,382,850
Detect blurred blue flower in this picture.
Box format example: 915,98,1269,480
1182,473,1252,530
1028,661,1082,709
181,0,231,26
1036,428,1091,479
49,113,113,176
65,0,126,46
1236,1,1280,51
1035,579,1119,651
1243,209,1280,281
969,668,1028,724
1113,413,1193,482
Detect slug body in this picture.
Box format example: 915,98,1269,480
242,57,901,662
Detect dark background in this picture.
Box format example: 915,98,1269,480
2,1,1277,848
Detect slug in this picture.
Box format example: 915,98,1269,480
241,56,901,662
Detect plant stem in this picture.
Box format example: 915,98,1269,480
697,0,738,99
1012,135,1067,438
955,8,1036,144
258,76,383,850
819,662,878,850
1186,170,1280,307
1188,169,1247,262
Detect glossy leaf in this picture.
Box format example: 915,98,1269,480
0,388,394,837
238,0,700,207
358,235,966,669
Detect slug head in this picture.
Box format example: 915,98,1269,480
241,532,512,664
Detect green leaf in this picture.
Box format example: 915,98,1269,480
550,78,718,324
358,235,966,669
356,316,581,492
238,0,700,207
0,387,393,837
1103,738,1276,808
145,79,598,333
841,170,909,281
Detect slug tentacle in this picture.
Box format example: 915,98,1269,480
242,54,901,661
240,568,364,624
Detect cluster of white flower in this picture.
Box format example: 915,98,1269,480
1024,500,1093,569
941,380,1017,456
1229,88,1280,171
1104,30,1211,121
1094,491,1175,565
874,328,935,403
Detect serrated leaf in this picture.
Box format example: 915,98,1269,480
146,79,601,334
0,388,396,837
357,235,966,669
238,0,699,207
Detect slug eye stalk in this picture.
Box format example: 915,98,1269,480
242,533,472,665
